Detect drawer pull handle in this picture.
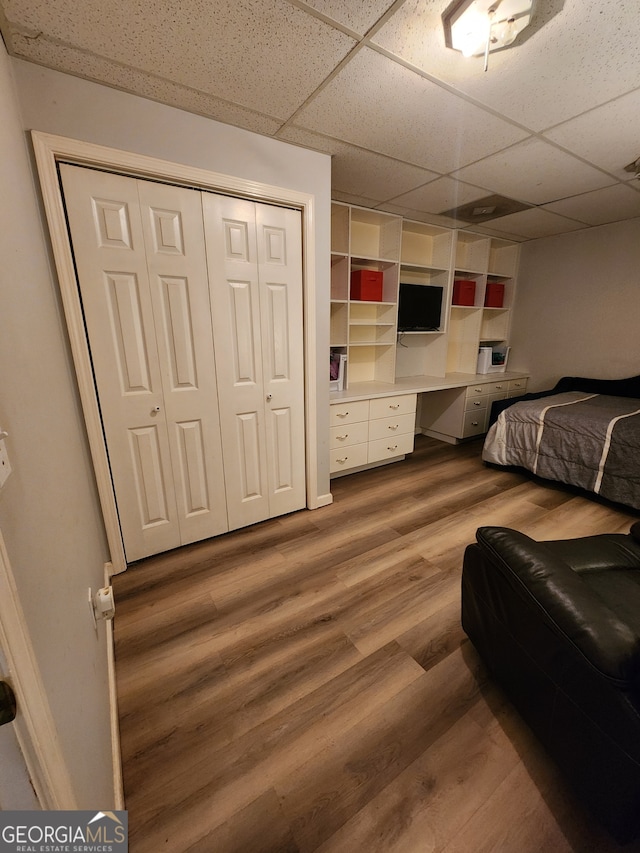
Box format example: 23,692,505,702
389,403,400,409
337,434,349,440
473,401,481,407
471,421,479,427
336,411,349,418
495,384,504,389
389,424,399,430
387,444,398,451
337,456,348,464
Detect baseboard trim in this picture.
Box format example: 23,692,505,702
311,492,334,508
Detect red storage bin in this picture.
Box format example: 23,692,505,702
484,282,505,308
350,269,383,301
453,279,476,306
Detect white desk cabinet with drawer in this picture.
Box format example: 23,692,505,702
330,393,417,476
419,377,528,443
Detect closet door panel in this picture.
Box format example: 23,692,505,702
203,193,270,530
256,204,306,516
138,180,228,542
60,164,180,561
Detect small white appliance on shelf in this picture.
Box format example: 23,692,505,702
330,351,347,392
477,347,492,374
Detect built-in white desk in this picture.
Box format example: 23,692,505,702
329,371,529,476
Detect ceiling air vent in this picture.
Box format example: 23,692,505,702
440,194,532,223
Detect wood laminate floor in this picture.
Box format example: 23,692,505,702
113,436,640,853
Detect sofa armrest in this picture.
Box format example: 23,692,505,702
475,526,640,683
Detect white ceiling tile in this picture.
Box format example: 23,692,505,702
462,225,527,242
483,208,586,240
542,184,640,227
452,138,615,205
294,0,397,35
8,36,284,134
4,0,356,118
388,176,490,214
294,48,529,172
3,0,640,239
279,125,440,201
543,88,640,180
373,0,640,131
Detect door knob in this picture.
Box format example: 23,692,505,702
151,406,161,414
0,681,16,726
266,394,272,402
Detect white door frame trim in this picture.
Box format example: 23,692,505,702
0,525,78,809
31,131,320,574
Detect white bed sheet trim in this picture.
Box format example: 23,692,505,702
594,406,640,494
532,394,598,475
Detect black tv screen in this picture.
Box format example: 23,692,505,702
397,284,443,332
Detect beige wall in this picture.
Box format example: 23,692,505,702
509,218,640,391
12,57,332,498
0,46,115,805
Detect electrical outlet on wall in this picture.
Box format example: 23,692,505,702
0,436,11,489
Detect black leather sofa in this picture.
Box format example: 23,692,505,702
461,523,640,843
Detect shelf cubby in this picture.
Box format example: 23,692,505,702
331,254,349,300
395,332,448,379
331,203,349,255
350,209,402,261
347,343,396,384
401,220,454,271
330,301,348,346
452,272,487,309
455,232,490,273
447,306,483,374
488,239,519,278
480,308,510,341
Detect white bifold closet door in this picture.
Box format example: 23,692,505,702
60,164,305,563
203,194,305,530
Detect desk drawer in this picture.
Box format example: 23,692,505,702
369,393,416,420
462,409,488,437
368,432,414,463
508,378,528,394
330,442,368,474
330,400,369,427
465,396,488,413
368,412,415,442
466,384,487,398
330,421,369,449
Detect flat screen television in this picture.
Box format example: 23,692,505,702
397,283,443,332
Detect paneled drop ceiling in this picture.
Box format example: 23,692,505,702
2,0,640,240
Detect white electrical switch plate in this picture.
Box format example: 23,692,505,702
0,439,11,489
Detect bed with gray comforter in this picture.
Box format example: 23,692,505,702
483,388,640,510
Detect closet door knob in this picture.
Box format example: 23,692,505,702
266,394,272,402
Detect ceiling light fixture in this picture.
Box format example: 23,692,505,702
442,0,535,71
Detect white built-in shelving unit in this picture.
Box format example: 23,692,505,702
330,201,520,389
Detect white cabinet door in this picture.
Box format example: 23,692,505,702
60,166,228,562
203,194,305,529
